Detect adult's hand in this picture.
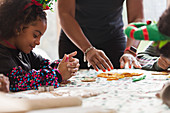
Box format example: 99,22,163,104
86,47,113,72
120,53,141,69
157,55,170,70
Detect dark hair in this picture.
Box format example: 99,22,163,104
158,42,170,58
0,0,47,40
157,7,170,58
157,7,170,37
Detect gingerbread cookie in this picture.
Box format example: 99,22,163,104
151,72,169,75
97,73,107,77
96,72,143,81
131,73,144,76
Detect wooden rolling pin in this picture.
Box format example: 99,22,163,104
0,92,29,113
0,92,82,113
26,96,82,110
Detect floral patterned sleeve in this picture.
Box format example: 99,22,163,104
6,59,62,92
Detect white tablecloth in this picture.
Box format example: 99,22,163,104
69,69,170,113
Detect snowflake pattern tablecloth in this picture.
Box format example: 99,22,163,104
8,69,170,113
61,69,170,113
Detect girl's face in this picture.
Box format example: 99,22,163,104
15,18,47,54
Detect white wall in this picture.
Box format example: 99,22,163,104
143,0,166,21
123,0,167,25
34,4,60,60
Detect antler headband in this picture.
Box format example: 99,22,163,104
24,0,57,11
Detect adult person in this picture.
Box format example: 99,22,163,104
57,0,144,71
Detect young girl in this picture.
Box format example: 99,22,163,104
0,0,80,92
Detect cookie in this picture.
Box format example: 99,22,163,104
107,77,119,81
96,72,143,80
81,77,96,82
131,73,143,76
151,72,169,75
97,73,107,77
121,72,132,77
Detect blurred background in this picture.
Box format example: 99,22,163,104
34,0,168,61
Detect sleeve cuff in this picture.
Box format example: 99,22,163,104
54,69,62,83
153,62,165,71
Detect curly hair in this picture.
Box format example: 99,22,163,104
157,7,170,58
157,6,170,37
0,0,47,40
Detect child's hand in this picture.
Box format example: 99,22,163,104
120,53,142,69
157,55,170,70
0,74,10,93
58,51,80,81
67,51,80,76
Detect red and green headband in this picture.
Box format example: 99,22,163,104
24,0,57,11
124,20,170,48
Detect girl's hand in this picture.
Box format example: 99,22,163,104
67,51,80,76
58,51,80,81
0,74,9,93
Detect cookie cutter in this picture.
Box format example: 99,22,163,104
38,85,54,92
